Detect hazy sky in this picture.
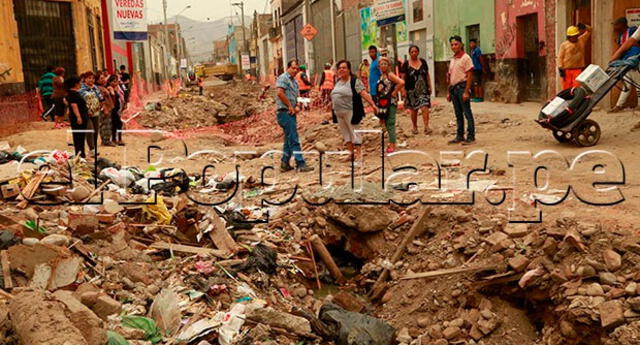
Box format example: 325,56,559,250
147,0,269,23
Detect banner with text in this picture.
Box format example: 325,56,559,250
372,0,405,26
112,0,148,40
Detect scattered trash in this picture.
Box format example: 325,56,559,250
122,316,163,344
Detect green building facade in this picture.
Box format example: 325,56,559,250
433,0,496,62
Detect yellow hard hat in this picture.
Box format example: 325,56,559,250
566,26,580,36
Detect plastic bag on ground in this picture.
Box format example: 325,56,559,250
142,195,172,224
150,288,182,335
215,303,246,345
236,243,277,274
100,167,136,187
319,303,396,345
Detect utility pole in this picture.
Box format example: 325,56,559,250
304,0,315,76
329,0,336,63
162,0,171,79
175,19,181,77
232,2,248,70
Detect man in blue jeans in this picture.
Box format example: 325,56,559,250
447,35,476,145
276,59,313,172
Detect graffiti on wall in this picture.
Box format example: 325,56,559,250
0,63,12,82
495,23,517,58
360,7,377,50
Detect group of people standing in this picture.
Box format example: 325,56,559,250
275,35,480,173
37,65,131,158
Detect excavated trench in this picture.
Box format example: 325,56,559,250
297,204,638,345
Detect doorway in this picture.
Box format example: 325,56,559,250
466,24,480,49
13,0,77,90
379,24,398,67
570,0,592,66
517,14,545,101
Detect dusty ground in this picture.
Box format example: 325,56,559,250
2,86,640,344
4,97,639,226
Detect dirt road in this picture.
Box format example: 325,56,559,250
3,99,639,227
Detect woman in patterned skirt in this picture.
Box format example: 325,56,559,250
401,45,433,135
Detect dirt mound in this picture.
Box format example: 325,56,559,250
136,80,275,131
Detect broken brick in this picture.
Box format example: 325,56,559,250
599,300,624,329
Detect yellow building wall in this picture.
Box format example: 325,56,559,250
0,0,25,88
69,0,105,74
0,0,105,93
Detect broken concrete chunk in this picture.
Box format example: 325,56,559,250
247,307,312,334
53,290,107,345
29,263,52,290
9,291,89,345
599,272,618,286
323,204,398,233
503,223,528,238
485,232,508,246
8,243,81,289
599,300,625,329
41,234,70,247
508,255,530,272
442,326,461,339
92,295,122,320
67,213,100,234
603,249,622,271
586,283,605,296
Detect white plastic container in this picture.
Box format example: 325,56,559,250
542,97,569,118
577,64,608,93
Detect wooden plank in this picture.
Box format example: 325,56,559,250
17,171,47,209
0,288,13,300
0,250,12,289
310,235,344,282
150,242,229,258
400,265,497,280
370,207,430,298
81,180,110,202
208,213,237,254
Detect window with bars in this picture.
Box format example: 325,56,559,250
96,15,105,70
412,0,423,23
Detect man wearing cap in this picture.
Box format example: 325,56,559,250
611,17,640,112
558,23,592,90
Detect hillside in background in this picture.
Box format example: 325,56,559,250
169,15,251,63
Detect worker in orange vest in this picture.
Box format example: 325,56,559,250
319,63,335,107
296,65,312,110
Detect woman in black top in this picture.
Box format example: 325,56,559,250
64,76,89,158
401,45,433,135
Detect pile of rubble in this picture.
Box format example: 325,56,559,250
1,141,640,345
136,80,275,131
357,206,640,345
0,152,403,345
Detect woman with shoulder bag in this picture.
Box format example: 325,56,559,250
330,60,378,162
374,57,404,153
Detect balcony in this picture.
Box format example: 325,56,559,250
269,26,281,41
